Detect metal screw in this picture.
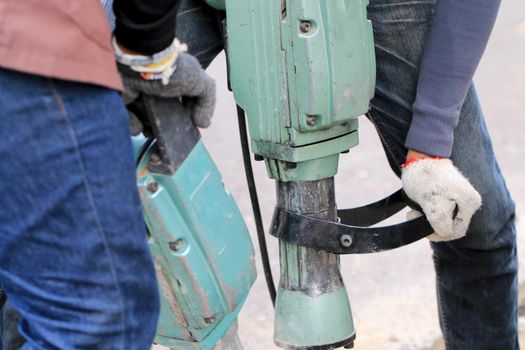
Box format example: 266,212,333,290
169,240,183,252
285,162,297,169
204,315,216,324
306,116,317,126
299,21,312,33
150,153,161,165
340,234,353,248
147,182,159,193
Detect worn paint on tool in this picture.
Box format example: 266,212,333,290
136,139,256,348
225,0,374,181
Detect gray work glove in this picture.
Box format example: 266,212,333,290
114,39,216,128
402,158,482,242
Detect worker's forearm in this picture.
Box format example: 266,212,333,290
405,0,501,157
406,149,433,160
113,0,181,55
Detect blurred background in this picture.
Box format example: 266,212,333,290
200,0,525,348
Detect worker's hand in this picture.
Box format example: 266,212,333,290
114,38,216,128
402,154,482,242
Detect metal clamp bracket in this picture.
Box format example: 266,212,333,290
270,189,433,254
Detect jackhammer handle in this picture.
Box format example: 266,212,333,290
129,95,201,175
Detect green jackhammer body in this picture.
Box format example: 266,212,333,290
222,0,376,348
132,97,256,349
225,0,375,182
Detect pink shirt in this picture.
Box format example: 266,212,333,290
0,0,122,91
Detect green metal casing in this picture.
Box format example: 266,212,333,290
134,137,256,349
223,0,377,347
204,0,225,10
274,287,355,347
225,0,375,181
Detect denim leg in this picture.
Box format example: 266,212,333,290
175,0,224,68
430,90,518,349
366,1,518,349
0,68,160,349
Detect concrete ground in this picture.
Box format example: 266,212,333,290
200,1,525,349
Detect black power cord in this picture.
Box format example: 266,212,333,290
216,10,276,306
236,104,277,306
136,137,154,166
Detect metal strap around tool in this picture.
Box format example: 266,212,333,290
337,189,408,227
270,189,433,254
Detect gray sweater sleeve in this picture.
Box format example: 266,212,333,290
404,0,501,157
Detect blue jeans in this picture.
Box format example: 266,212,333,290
0,68,160,349
366,1,518,348
174,0,519,349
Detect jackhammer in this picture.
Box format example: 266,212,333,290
223,0,432,348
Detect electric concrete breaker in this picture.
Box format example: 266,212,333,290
131,96,256,350
221,0,433,348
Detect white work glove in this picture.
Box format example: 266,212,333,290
402,158,482,242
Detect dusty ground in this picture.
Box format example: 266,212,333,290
201,1,525,349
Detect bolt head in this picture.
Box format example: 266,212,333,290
340,234,353,248
285,162,297,169
169,240,182,252
147,182,159,193
150,153,161,165
306,116,317,126
300,21,312,33
204,315,216,324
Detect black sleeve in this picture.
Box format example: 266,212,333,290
113,0,181,55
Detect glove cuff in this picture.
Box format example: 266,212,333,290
402,156,443,169
113,37,188,85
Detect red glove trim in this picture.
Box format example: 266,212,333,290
402,156,443,169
